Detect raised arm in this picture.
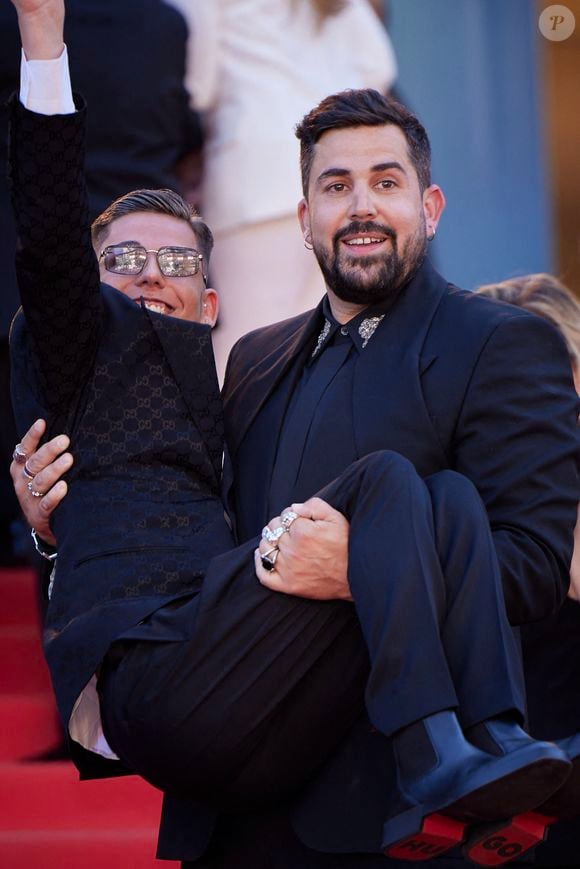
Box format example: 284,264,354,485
8,0,102,419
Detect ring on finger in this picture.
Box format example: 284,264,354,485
12,443,28,465
280,510,298,532
261,525,285,544
260,546,280,571
27,480,46,498
22,462,36,481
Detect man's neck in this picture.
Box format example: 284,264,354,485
325,291,367,325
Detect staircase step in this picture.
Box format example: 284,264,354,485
0,567,41,626
0,763,169,866
0,625,53,693
0,569,175,865
0,762,163,830
0,833,167,869
0,694,61,761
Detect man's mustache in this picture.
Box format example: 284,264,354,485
333,222,397,247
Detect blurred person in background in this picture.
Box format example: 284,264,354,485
0,0,203,564
189,0,397,380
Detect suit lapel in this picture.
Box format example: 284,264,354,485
221,305,323,526
223,304,324,459
145,308,224,486
352,260,450,475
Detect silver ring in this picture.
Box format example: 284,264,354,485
260,547,280,571
12,443,28,465
22,462,36,480
280,510,298,531
261,525,286,544
27,480,46,498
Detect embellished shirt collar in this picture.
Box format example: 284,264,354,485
310,296,389,360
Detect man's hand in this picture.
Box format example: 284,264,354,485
10,419,72,546
11,0,65,61
255,497,352,600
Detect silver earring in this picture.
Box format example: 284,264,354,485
428,229,436,242
304,233,313,251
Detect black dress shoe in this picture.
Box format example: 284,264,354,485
382,711,570,862
464,732,580,866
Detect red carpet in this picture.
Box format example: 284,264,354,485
0,567,171,867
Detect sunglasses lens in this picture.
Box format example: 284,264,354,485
103,246,147,275
101,246,201,277
158,248,200,277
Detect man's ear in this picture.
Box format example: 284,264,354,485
297,198,310,238
201,288,219,327
422,184,445,238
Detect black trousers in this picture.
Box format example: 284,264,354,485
99,451,523,807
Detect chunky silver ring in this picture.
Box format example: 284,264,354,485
261,525,286,544
22,462,36,481
12,443,28,465
280,510,298,531
27,480,46,498
260,547,280,571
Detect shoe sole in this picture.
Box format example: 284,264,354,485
447,756,568,821
464,753,580,866
463,812,552,866
385,812,466,861
382,748,569,862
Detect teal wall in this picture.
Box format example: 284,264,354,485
386,0,552,290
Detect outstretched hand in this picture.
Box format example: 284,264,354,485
10,419,72,547
255,497,352,600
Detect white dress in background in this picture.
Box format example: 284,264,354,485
183,0,397,380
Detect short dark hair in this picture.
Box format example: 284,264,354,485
295,88,432,197
91,188,214,263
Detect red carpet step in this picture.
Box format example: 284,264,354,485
0,565,176,866
0,694,61,761
0,624,53,693
0,762,167,868
0,567,42,626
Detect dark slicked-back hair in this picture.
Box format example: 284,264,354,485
295,88,432,197
91,188,214,263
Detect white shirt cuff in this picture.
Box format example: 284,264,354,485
20,45,75,115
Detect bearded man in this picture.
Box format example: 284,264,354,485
212,89,579,868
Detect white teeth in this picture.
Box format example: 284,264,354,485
143,301,167,313
345,237,383,246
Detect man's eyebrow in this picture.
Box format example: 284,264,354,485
315,161,407,185
316,167,351,184
371,161,407,175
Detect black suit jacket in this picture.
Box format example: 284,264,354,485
224,260,579,625
8,102,233,746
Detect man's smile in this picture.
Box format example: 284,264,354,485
136,297,175,315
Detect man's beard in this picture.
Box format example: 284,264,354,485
313,219,428,306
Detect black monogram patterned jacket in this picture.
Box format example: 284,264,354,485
8,98,234,730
